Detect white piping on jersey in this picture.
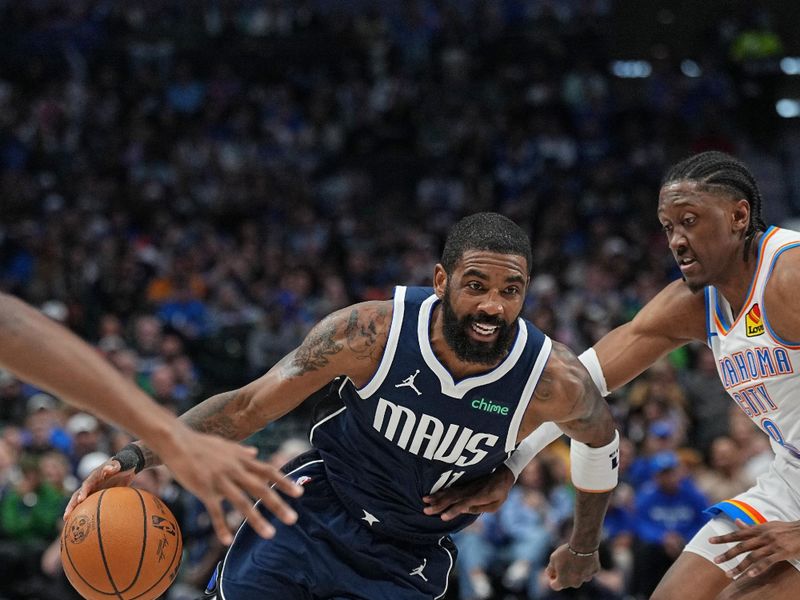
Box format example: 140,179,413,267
218,458,325,600
417,294,529,399
505,335,553,452
357,286,407,399
435,536,456,599
309,405,347,445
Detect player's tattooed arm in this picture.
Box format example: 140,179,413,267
137,389,248,468
525,341,614,447
287,319,344,376
138,301,392,468
282,301,390,377
343,303,388,361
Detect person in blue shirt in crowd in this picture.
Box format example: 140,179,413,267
631,451,709,599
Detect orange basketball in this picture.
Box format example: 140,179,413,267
61,487,182,600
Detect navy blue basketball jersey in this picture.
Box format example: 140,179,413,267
311,286,552,543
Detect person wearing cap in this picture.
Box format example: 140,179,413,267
65,412,102,474
626,420,680,490
630,451,709,599
0,291,302,544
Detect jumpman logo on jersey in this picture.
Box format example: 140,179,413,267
409,558,428,581
361,509,380,526
395,369,422,396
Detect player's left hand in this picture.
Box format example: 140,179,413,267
710,518,800,578
545,543,599,590
422,466,514,521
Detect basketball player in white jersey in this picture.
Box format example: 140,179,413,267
0,292,302,545
424,151,800,599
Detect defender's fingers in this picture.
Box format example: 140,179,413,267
423,492,478,516
268,471,304,498
710,519,755,544
228,471,298,527
256,485,299,527
441,500,481,521
216,479,277,539
204,498,234,546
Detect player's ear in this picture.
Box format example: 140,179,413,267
731,198,750,233
433,264,447,299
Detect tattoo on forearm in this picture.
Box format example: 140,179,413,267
139,390,247,468
289,320,343,375
182,390,244,438
344,306,387,360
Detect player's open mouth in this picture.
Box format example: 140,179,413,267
470,322,499,339
679,257,698,273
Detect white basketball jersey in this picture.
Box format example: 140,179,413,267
706,226,800,461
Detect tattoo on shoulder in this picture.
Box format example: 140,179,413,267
344,304,387,361
288,319,343,376
534,343,584,413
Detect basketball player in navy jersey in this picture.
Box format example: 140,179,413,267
428,152,800,599
70,213,619,599
0,292,302,545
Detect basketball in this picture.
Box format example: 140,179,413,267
61,487,182,600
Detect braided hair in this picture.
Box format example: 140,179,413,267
661,151,768,260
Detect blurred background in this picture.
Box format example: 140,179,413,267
1,1,799,599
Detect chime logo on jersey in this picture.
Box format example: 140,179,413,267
745,304,764,337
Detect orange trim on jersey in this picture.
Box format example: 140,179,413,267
713,311,728,336
725,499,767,524
724,228,779,334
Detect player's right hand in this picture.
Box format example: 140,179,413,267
64,457,136,521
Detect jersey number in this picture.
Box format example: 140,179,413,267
429,470,465,495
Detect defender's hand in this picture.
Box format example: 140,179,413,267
153,429,303,545
422,466,514,521
711,518,800,578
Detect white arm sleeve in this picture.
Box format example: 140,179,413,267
503,421,563,480
503,347,609,481
577,347,609,397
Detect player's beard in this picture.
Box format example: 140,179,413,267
441,285,516,365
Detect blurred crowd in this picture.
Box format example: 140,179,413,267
0,1,798,599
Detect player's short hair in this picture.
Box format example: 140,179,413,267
661,151,768,259
441,213,532,274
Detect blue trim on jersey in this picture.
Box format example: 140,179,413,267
714,289,730,333
703,502,757,526
762,242,800,347
703,286,712,346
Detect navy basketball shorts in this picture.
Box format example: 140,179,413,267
212,451,457,599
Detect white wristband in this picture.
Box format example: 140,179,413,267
504,421,563,481
570,430,620,492
578,348,609,397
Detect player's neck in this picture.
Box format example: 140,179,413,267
715,241,762,317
